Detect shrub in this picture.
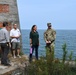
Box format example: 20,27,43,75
24,43,76,75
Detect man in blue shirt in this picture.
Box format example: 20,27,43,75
0,22,11,66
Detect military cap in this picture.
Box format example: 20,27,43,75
47,23,51,27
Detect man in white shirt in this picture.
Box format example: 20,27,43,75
10,24,21,58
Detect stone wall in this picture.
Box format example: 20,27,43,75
0,0,20,28
0,0,22,50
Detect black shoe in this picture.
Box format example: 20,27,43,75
1,63,4,65
3,63,11,66
1,62,5,65
7,59,10,63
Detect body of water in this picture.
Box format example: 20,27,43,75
21,30,76,59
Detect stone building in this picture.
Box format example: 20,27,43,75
0,0,20,28
0,0,22,51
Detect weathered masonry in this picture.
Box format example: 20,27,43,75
0,0,20,28
0,0,22,51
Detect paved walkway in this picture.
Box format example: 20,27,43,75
0,55,28,75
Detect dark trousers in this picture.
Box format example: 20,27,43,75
0,43,9,64
29,45,39,62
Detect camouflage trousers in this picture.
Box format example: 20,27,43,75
45,43,55,56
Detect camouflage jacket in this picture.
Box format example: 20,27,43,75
44,28,56,42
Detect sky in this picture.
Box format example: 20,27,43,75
17,0,76,30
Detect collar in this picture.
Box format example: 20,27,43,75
0,28,2,30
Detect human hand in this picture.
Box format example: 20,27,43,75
48,41,51,43
30,43,32,47
7,43,11,48
16,36,19,38
46,41,49,43
46,41,51,44
9,43,11,48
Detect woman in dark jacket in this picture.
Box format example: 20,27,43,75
29,25,39,62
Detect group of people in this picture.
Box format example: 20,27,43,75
29,23,56,62
0,22,56,66
0,22,21,66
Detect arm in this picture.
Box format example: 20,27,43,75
10,30,15,38
38,38,40,46
52,30,56,40
10,36,19,38
30,38,32,44
44,31,49,43
38,32,39,46
29,32,32,46
4,31,11,47
5,30,10,42
44,31,47,42
50,30,56,44
18,29,21,37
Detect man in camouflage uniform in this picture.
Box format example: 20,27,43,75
44,23,56,55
